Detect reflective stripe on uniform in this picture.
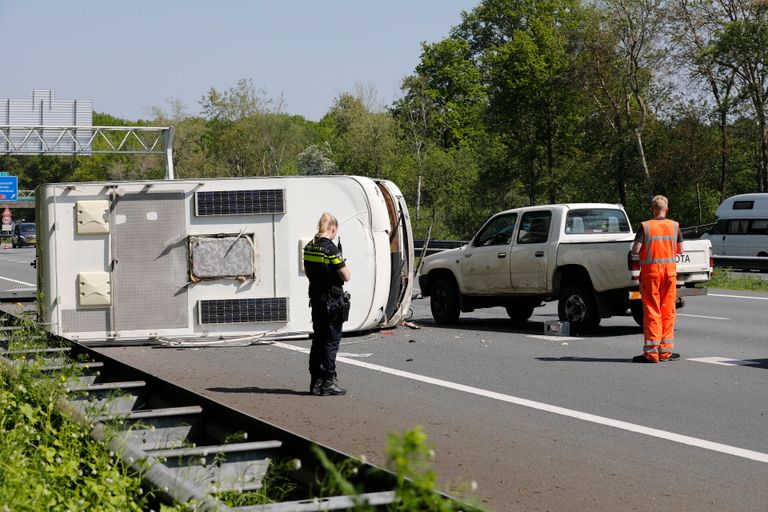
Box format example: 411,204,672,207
643,340,659,352
303,250,330,263
659,338,674,357
639,256,677,264
304,245,343,265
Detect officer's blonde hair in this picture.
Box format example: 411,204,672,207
651,195,668,211
314,212,338,240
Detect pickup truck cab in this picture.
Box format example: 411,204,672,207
418,203,712,330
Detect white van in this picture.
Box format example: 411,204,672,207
702,193,768,257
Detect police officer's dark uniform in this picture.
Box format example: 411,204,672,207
303,236,349,396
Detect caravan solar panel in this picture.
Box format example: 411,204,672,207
199,298,288,324
195,189,285,216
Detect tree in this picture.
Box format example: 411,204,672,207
711,4,768,192
200,79,307,177
392,39,484,220
601,0,669,200
326,91,398,178
575,5,635,205
297,143,337,175
453,0,584,204
672,0,738,201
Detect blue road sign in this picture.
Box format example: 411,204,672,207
0,176,18,201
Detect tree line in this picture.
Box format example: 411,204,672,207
3,0,768,240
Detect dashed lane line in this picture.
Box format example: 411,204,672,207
525,334,583,342
678,313,731,320
709,293,768,301
273,341,768,465
0,276,35,286
687,356,768,368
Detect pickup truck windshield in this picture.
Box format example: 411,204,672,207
19,223,35,235
565,209,630,234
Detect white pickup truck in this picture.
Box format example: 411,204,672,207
418,203,713,330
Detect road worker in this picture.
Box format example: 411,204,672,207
303,212,351,395
631,195,684,363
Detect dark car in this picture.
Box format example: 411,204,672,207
12,222,36,248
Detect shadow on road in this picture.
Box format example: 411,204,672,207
207,386,309,396
536,356,635,363
409,315,642,338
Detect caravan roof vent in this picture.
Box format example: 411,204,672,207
198,298,288,324
195,189,285,216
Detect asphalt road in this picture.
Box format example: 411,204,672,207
2,249,766,511
0,245,36,293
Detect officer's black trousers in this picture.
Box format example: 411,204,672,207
309,298,343,380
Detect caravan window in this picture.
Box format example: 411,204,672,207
749,219,768,235
709,219,728,235
733,200,754,210
727,219,750,234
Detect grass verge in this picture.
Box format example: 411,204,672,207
706,268,768,292
0,332,172,511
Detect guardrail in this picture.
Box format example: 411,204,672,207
414,240,467,257
681,223,716,240
713,255,768,272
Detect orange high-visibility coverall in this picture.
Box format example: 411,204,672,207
638,219,683,362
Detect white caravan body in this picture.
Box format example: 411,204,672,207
702,193,768,257
35,176,414,344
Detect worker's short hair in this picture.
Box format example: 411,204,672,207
651,195,668,211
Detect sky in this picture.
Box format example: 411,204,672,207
0,0,480,122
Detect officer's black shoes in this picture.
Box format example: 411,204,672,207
312,378,347,396
664,353,681,361
310,377,321,395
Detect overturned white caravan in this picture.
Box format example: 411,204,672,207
35,176,414,345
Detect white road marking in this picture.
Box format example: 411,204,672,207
677,313,730,320
337,352,372,358
526,335,583,342
687,357,765,367
709,293,768,301
273,341,768,465
0,276,34,286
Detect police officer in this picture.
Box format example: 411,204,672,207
303,213,350,395
631,195,683,363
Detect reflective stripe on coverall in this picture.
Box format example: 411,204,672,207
638,219,681,362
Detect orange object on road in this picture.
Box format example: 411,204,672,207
638,218,682,362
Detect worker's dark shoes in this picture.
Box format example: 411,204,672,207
662,353,681,361
315,378,347,396
632,355,656,363
310,378,321,395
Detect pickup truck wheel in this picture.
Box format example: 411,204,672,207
629,300,644,326
506,304,535,322
558,283,600,331
430,278,460,325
